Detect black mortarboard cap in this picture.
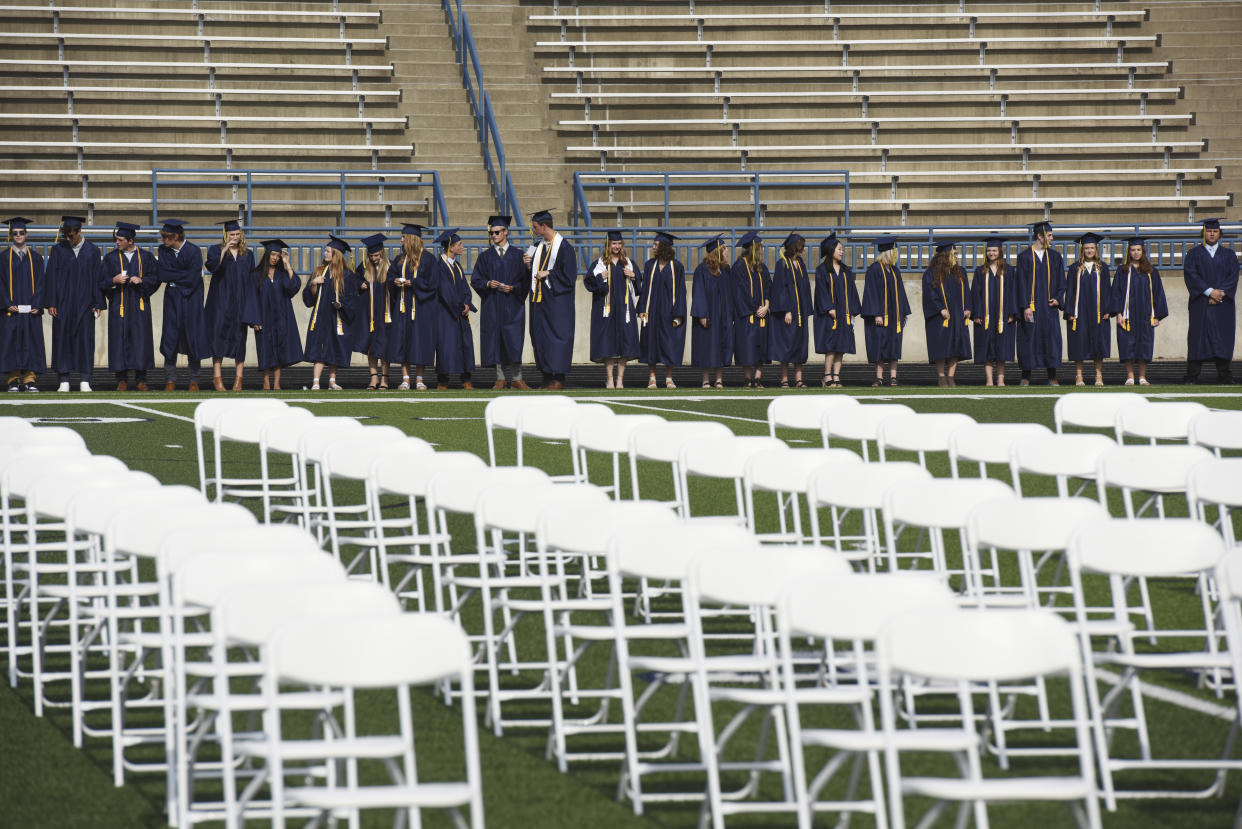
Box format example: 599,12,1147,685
360,233,387,254
326,235,351,254
1030,221,1053,236
874,235,897,252
737,230,761,248
934,239,958,253
60,215,84,229
217,219,241,233
5,217,32,230
783,231,804,249
606,230,623,242
653,231,677,246
401,223,425,236
1203,218,1222,230
984,236,1006,248
530,209,554,225
703,235,724,253
159,218,187,234
819,233,839,257
1077,232,1103,246
434,228,461,246
114,221,140,239
1124,237,1147,247
261,239,287,251
487,215,512,229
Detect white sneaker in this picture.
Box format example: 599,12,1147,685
57,381,70,392
311,381,321,391
329,382,343,391
79,381,92,392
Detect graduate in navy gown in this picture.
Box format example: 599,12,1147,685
922,240,972,387
302,236,356,391
731,230,771,388
584,229,640,388
353,233,392,389
524,209,576,390
100,221,159,390
861,235,910,386
205,219,258,391
0,218,46,391
44,215,103,392
432,228,477,389
769,232,812,388
1063,232,1111,386
1109,237,1168,387
1015,221,1066,386
1183,217,1238,384
388,223,437,390
970,237,1019,387
154,218,206,391
637,231,686,389
813,233,860,388
471,215,529,390
690,235,734,388
251,239,303,390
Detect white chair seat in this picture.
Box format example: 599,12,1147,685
288,782,475,810
903,776,1094,802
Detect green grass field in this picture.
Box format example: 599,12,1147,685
3,387,1241,828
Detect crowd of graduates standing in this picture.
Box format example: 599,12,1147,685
0,211,1235,391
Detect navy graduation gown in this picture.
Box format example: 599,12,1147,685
922,269,972,363
433,254,477,375
301,270,356,367
253,266,304,369
45,239,103,374
155,240,207,362
1064,262,1111,361
1109,265,1168,363
471,244,529,365
731,256,771,365
100,248,159,371
970,264,1018,363
528,235,577,375
583,256,639,362
0,247,46,371
813,261,860,355
1015,247,1066,370
689,262,734,368
637,258,687,366
861,262,910,362
769,253,812,364
1183,243,1239,361
204,245,258,361
387,250,437,365
349,266,389,358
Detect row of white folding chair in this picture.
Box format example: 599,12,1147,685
571,412,664,498
766,395,860,439
483,393,575,466
743,447,863,543
1053,393,1242,453
1114,400,1209,444
1189,458,1242,545
194,398,290,501
628,420,733,514
1189,410,1242,456
516,400,615,481
1053,392,1148,433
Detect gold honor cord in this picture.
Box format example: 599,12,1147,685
998,267,1004,333
879,263,901,333
1149,273,1157,327
117,248,144,318
743,260,764,327
643,262,658,317
535,244,552,303
603,260,611,318
828,265,837,330
7,247,35,315
309,270,324,331
1071,266,1080,332
940,278,950,329
793,258,804,327
399,258,408,315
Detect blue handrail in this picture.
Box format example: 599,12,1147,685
443,0,523,226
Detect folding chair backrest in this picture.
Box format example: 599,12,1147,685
1008,432,1116,495
371,450,485,497
518,402,613,441
573,413,663,454
877,412,976,459
430,466,550,514
194,398,287,433
68,484,204,536
1070,517,1225,578
39,470,159,521
216,404,310,443
478,481,608,534
280,416,365,458
1189,458,1242,511
485,395,576,464
1053,391,1146,433
1096,444,1214,496
947,422,1051,475
744,447,862,493
883,478,1015,531
823,403,917,445
785,572,957,642
257,410,326,454
538,499,679,555
0,417,32,437
967,496,1108,552
6,453,127,498
177,548,345,608
323,433,433,480
680,435,786,480
1189,410,1242,455
110,501,255,559
611,519,755,581
218,580,398,645
691,544,852,607
807,461,930,510
766,395,860,436
0,426,88,460
303,423,407,464
630,420,733,462
1115,400,1209,443
163,524,324,575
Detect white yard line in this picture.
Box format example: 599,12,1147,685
111,401,196,423
604,399,770,424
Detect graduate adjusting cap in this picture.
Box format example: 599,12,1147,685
737,230,761,248
114,221,140,238
934,239,957,253
984,236,1006,248
782,231,804,248
530,209,554,225
261,239,287,251
487,215,512,228
819,233,839,257
1124,236,1147,247
1203,218,1222,230
873,234,897,252
159,218,187,234
434,228,461,246
217,219,241,232
1077,232,1103,246
703,234,724,253
360,233,387,253
606,229,623,242
60,215,85,229
401,222,425,236
1030,221,1053,236
326,235,351,254
5,217,33,230
653,231,678,246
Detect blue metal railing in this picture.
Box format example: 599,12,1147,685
443,0,522,225
571,169,851,228
150,168,449,229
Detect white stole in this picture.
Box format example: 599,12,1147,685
531,232,563,295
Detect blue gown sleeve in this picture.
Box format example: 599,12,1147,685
582,258,608,294
671,261,687,319
895,268,911,318
923,269,943,320
1151,268,1169,319
690,263,710,319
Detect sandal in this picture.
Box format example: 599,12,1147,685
399,375,411,391
821,376,830,388
831,375,843,388
871,378,884,388
714,380,724,389
415,378,427,391
888,377,899,387
1138,378,1150,386
366,372,379,390
379,378,390,390
794,380,808,389
780,380,790,389
647,378,657,389
701,381,712,389
665,377,677,389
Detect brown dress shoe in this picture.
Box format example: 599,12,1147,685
187,381,200,392
164,381,176,392
462,381,474,390
115,380,128,391
135,381,149,391
511,379,531,390
546,380,564,391
436,383,449,390
492,379,507,390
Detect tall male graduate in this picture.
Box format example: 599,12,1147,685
471,214,529,389
523,209,576,390
205,218,258,391
1015,221,1066,386
100,221,159,390
1183,218,1238,383
44,215,103,392
154,218,206,391
432,228,477,390
0,217,46,391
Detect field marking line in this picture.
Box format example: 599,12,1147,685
605,399,769,424
110,401,196,423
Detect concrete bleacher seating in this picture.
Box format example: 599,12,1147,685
528,1,1232,227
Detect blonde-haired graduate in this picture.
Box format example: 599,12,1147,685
205,218,258,391
584,229,640,389
1063,232,1111,386
302,235,357,391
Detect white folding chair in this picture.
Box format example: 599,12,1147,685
1095,444,1215,519
1068,517,1232,810
877,608,1100,829
212,404,314,521
264,415,365,534
516,400,614,480
570,413,664,499
877,412,976,467
193,398,289,498
1114,400,1209,444
743,447,863,542
1008,433,1116,498
1189,410,1242,457
821,403,916,461
678,434,787,522
1053,391,1147,434
807,461,932,571
484,394,576,466
1188,458,1242,545
947,422,1051,479
766,395,860,438
253,408,323,525
628,420,733,514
